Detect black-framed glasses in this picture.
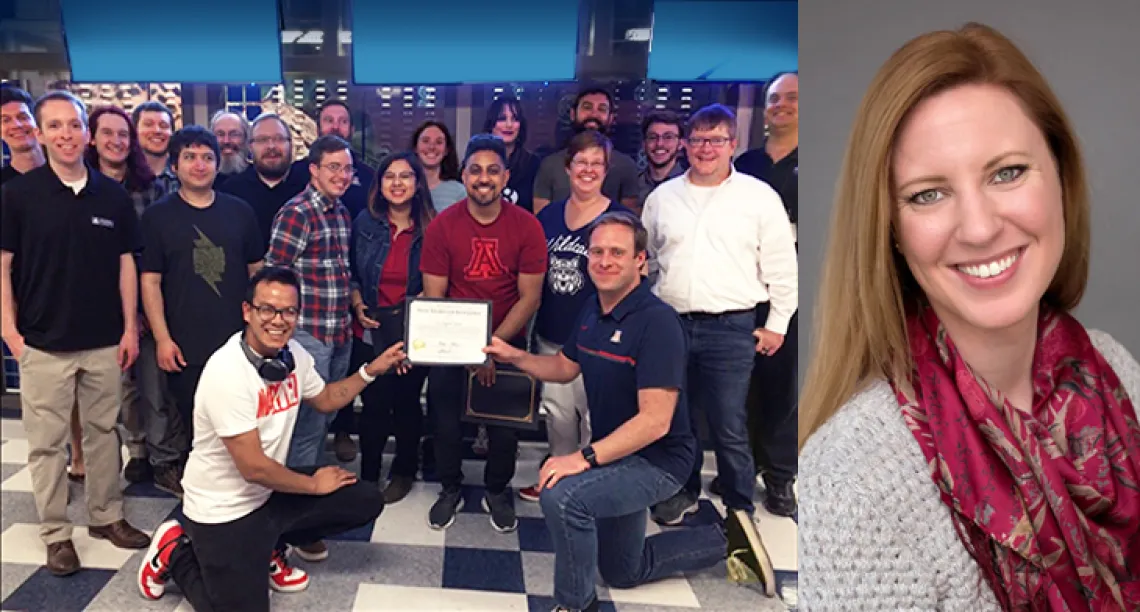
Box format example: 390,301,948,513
686,136,731,148
250,303,299,322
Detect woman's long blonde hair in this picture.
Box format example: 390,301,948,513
798,22,1090,450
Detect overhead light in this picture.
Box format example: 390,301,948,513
625,28,651,42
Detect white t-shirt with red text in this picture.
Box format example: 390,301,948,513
181,332,326,524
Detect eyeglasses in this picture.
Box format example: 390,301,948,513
251,135,289,145
645,134,679,144
686,136,731,149
571,160,606,171
321,163,355,176
250,303,299,322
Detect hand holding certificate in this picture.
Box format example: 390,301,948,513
404,297,493,366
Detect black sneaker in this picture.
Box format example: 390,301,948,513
428,487,464,530
708,476,722,497
482,490,518,533
152,463,183,498
725,509,775,596
762,476,797,518
650,490,699,526
124,457,152,484
382,475,414,504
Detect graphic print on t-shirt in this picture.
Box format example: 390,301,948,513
464,237,507,281
192,225,226,296
546,234,589,296
256,372,301,419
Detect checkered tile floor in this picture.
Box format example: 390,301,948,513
0,406,796,611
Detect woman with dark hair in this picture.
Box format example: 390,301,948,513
349,151,437,503
76,105,161,486
482,96,540,213
410,120,465,212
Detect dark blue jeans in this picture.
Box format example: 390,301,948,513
680,311,757,513
541,454,727,610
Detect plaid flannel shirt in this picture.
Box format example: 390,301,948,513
265,185,354,346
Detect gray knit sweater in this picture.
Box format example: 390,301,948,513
799,330,1140,611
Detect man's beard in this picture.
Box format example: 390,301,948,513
255,156,290,180
467,184,501,206
648,150,679,170
572,119,607,134
219,151,249,174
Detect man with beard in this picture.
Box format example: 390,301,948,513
532,88,639,214
420,134,547,533
210,110,251,185
636,111,687,212
218,113,308,248
1,85,45,186
731,72,799,518
264,134,356,562
132,101,179,199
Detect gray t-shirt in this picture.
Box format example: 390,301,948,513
533,148,640,206
430,180,467,212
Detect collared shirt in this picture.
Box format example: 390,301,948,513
265,185,354,346
642,167,798,334
150,164,180,203
561,280,696,484
735,143,798,225
0,163,140,351
637,160,686,210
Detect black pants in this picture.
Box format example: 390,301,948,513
167,466,384,612
329,338,371,435
428,365,518,494
359,365,429,482
166,365,204,446
747,306,798,483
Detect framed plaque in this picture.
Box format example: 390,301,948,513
404,297,493,367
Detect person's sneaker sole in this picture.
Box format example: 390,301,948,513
428,496,465,530
137,520,182,600
652,500,699,526
727,509,776,597
481,497,519,533
517,486,540,503
290,545,329,562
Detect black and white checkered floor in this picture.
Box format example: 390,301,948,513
0,407,796,611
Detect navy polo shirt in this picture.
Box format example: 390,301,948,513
561,280,696,484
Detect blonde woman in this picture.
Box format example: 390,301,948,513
799,23,1140,610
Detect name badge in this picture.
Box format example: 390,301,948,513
91,216,115,229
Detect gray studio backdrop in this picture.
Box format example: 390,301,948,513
797,0,1140,387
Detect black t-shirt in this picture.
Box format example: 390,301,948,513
140,192,263,365
735,145,798,223
0,164,141,351
0,165,23,188
216,165,308,249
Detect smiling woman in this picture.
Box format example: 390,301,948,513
797,21,1140,611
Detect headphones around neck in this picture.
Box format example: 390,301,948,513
241,333,296,382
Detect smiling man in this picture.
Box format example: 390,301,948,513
641,104,797,536
209,110,251,181
264,134,357,562
132,100,179,199
637,110,687,212
1,90,151,576
0,85,45,185
140,126,264,490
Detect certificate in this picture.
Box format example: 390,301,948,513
404,297,493,366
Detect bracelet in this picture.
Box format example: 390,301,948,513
358,363,377,384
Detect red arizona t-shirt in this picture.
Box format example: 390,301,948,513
420,199,547,334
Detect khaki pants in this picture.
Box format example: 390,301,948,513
19,345,124,545
535,336,591,456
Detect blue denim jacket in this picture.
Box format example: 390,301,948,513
350,209,424,309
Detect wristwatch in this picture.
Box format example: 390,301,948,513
581,445,599,469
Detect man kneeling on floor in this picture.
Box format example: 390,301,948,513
484,212,773,612
137,266,405,610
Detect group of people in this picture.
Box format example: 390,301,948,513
1,78,800,612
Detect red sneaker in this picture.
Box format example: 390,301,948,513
518,484,541,502
137,520,184,600
268,548,309,593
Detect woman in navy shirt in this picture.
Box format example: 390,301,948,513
519,130,634,501
350,151,437,503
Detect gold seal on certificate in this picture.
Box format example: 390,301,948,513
404,297,493,366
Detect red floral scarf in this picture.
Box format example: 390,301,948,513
893,304,1140,610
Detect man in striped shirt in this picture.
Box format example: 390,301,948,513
264,134,356,562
